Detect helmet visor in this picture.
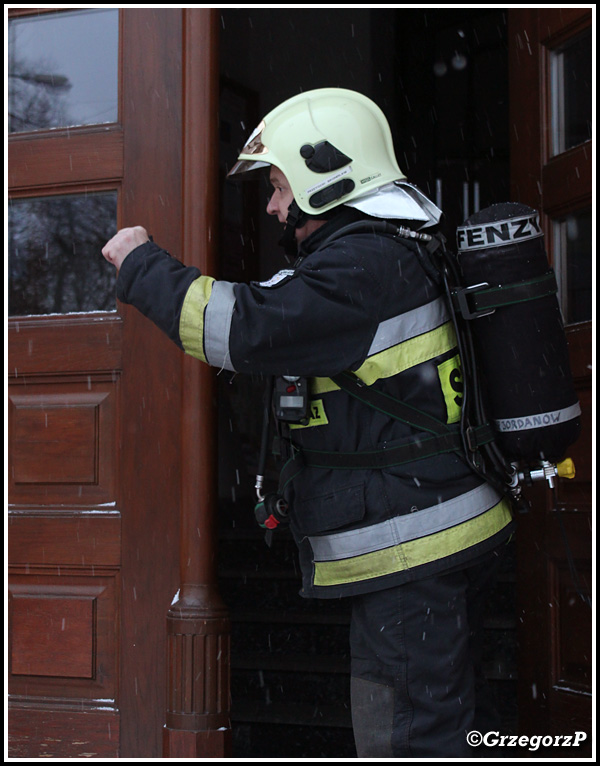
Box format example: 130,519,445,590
227,120,271,178
227,158,270,178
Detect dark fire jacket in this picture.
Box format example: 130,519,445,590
116,210,513,599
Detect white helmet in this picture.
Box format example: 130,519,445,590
228,87,440,227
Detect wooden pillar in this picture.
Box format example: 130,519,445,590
163,9,231,758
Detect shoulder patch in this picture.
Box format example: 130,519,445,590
256,269,296,288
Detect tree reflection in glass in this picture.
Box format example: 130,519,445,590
8,8,118,133
8,192,118,316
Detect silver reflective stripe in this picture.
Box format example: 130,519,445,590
309,482,501,562
494,401,581,432
204,280,237,372
368,296,450,355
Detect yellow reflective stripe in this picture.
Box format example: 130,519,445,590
179,275,215,362
311,377,337,395
357,321,457,386
313,498,512,587
311,321,458,395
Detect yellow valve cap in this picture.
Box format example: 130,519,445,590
557,458,576,479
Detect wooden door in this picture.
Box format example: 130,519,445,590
508,8,592,755
7,8,188,757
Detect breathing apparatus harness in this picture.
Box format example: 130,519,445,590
254,207,580,534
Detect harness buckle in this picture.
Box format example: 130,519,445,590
465,426,480,452
453,283,495,320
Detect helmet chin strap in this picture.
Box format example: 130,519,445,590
279,199,339,257
278,199,307,257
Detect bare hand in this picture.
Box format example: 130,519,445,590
102,226,149,270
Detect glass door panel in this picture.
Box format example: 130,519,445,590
549,29,592,156
552,207,592,324
8,8,119,133
8,191,118,316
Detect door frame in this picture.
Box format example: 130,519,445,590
508,6,593,753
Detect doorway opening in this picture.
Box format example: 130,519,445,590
216,9,513,758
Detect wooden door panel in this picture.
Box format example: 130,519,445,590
8,8,220,757
8,127,124,190
12,393,103,485
8,707,120,759
8,316,122,754
547,554,592,737
8,315,122,375
8,569,120,757
551,557,592,690
9,572,119,692
9,383,117,504
12,593,97,678
7,265,123,760
541,145,593,214
9,513,121,568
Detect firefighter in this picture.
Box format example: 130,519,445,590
102,88,513,757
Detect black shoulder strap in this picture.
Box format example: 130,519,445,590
330,371,451,436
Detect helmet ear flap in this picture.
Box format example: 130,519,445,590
309,178,355,209
299,140,355,209
300,141,353,174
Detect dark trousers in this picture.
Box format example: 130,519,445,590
349,550,504,758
